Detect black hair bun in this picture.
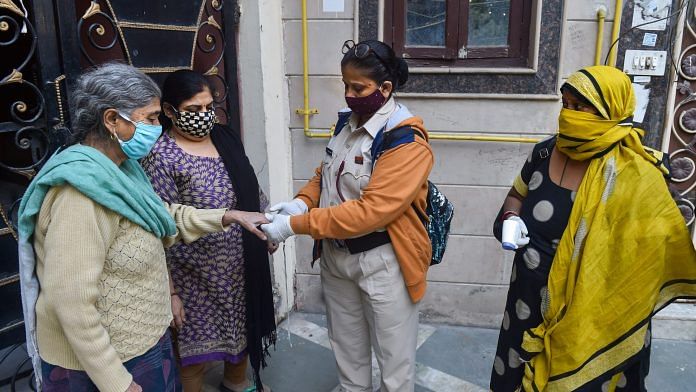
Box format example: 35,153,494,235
393,58,409,88
340,39,409,91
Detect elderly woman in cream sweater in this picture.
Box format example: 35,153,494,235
18,63,269,392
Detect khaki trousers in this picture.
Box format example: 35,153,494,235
320,240,419,392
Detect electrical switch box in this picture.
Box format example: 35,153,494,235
623,50,667,76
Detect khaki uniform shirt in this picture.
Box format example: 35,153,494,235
319,97,398,212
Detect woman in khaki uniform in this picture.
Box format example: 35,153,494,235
262,40,434,392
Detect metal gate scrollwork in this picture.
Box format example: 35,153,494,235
1,0,52,180
76,0,235,124
1,0,57,389
2,0,242,387
667,2,696,230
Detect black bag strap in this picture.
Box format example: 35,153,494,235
333,111,352,138
371,125,419,165
535,137,555,165
521,136,555,183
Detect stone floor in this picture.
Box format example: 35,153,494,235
2,312,695,391
200,312,695,392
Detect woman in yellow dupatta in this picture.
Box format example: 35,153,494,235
491,65,696,391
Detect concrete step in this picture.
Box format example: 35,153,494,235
653,302,696,341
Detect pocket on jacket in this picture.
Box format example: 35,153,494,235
339,159,371,198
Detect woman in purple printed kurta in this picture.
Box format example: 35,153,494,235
142,70,276,392
144,132,266,360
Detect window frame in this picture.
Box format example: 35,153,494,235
385,0,534,68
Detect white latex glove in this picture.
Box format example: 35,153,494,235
501,216,530,250
269,198,308,216
261,214,295,243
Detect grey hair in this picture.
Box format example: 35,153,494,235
69,62,161,145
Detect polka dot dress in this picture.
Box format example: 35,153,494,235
490,139,650,391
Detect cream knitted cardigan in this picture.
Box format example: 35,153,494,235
33,185,225,392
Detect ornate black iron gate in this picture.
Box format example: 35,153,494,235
0,0,241,388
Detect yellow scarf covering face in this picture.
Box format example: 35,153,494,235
558,108,638,161
557,65,666,170
521,66,696,391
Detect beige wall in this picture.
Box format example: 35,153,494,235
280,0,621,326
281,0,354,318
563,1,618,79
238,0,295,319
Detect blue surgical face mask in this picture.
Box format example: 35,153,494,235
116,112,162,159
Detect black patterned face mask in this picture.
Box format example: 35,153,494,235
173,109,217,137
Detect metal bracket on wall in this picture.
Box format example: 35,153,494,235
296,108,319,115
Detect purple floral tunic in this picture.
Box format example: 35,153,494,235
142,133,267,367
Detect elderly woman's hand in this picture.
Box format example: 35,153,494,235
223,210,270,241
170,294,185,329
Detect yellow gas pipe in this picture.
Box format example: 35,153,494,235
595,6,607,65
307,128,543,143
608,0,623,66
296,0,319,136
428,133,541,143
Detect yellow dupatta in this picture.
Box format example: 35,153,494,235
520,66,696,391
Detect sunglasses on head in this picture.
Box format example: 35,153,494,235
342,40,391,73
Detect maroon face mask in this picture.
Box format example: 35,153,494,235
345,87,385,115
